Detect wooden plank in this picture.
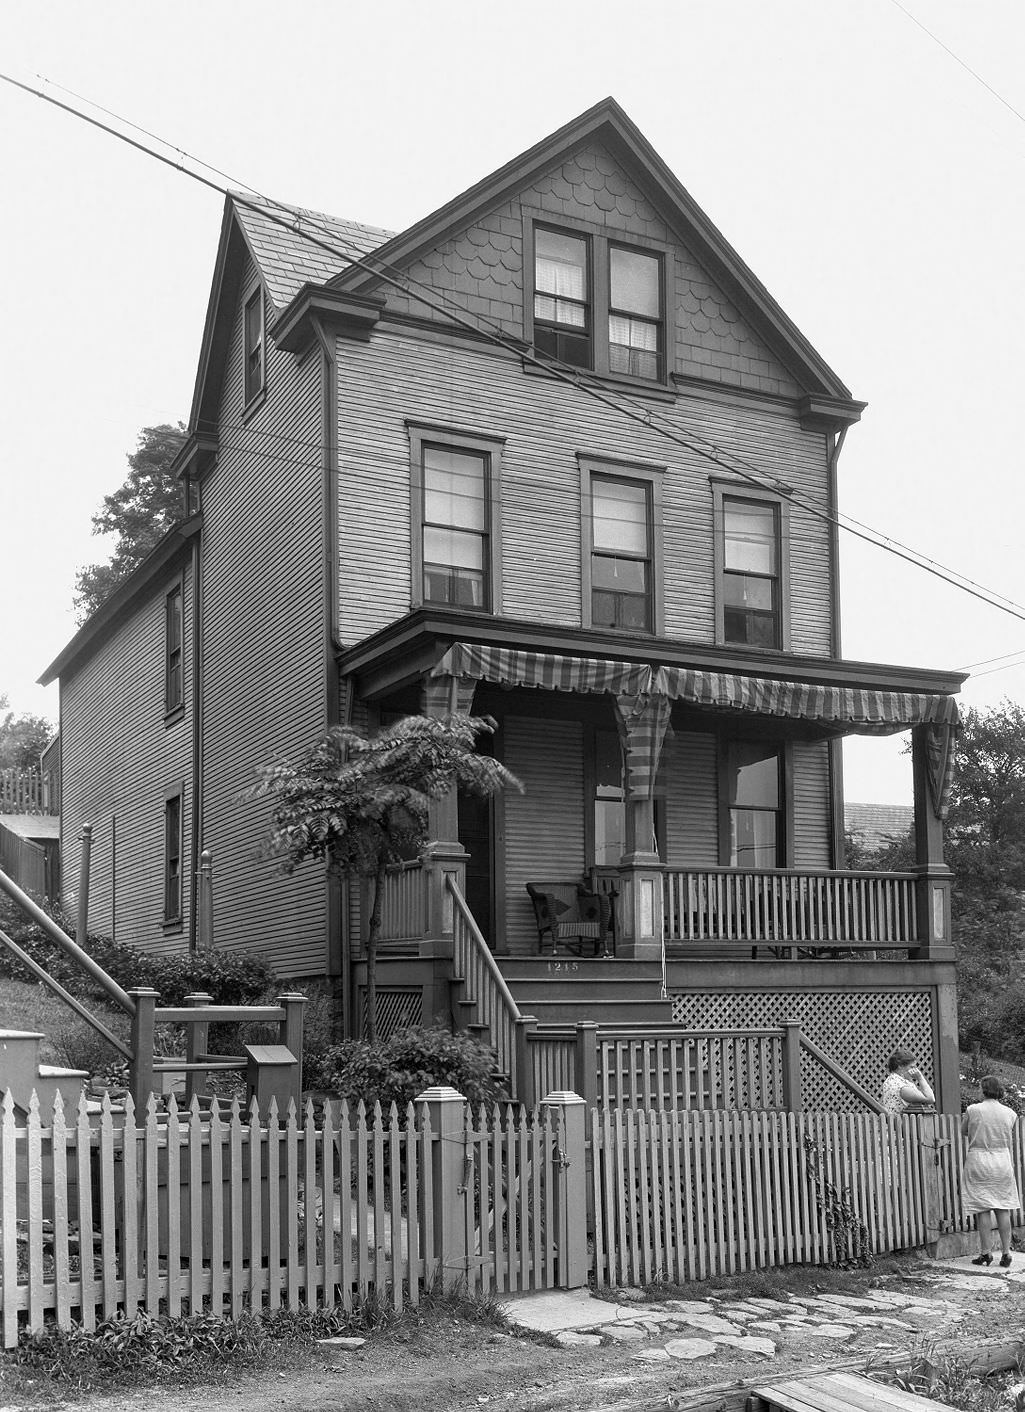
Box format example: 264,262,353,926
52,1098,71,1331
188,1098,204,1315
266,1101,282,1311
336,1102,353,1311
303,1099,318,1310
829,1370,947,1410
165,1100,182,1318
248,1102,264,1310
99,1097,118,1319
230,1101,245,1319
25,1097,44,1335
144,1096,161,1313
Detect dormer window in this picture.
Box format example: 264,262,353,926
533,227,591,369
244,286,264,404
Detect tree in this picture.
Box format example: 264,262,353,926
0,694,54,771
254,714,521,1041
74,423,187,621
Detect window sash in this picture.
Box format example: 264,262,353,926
165,587,183,713
421,445,490,609
722,498,781,647
244,290,264,403
164,795,182,921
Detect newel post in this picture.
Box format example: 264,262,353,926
541,1090,588,1289
416,1085,468,1291
76,822,92,944
184,991,213,1102
573,1022,600,1111
781,1019,803,1112
128,987,160,1109
514,1014,538,1109
910,726,955,963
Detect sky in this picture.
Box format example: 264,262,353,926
1,0,1023,804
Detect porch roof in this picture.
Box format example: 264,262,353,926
430,643,960,736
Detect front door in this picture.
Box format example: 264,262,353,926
459,790,494,942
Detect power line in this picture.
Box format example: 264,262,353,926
889,0,1025,130
6,65,1025,631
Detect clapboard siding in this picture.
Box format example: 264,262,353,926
61,563,194,952
663,729,719,868
792,738,833,868
199,258,327,975
502,717,585,956
334,332,831,652
383,140,801,398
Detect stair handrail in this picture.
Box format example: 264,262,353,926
0,867,136,1015
447,875,532,1102
446,876,522,1023
799,1029,885,1114
0,924,131,1059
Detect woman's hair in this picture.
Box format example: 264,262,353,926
981,1075,1005,1099
888,1049,914,1073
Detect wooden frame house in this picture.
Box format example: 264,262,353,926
40,100,965,1110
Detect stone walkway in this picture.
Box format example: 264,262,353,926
501,1258,1025,1367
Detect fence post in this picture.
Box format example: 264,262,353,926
416,1086,468,1292
574,1023,600,1111
278,993,307,1102
128,987,160,1108
184,992,213,1103
76,823,92,943
514,1015,537,1109
919,1112,945,1255
782,1019,802,1111
541,1090,588,1290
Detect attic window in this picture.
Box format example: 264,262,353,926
244,287,265,404
533,227,592,369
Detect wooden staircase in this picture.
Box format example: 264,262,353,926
496,958,674,1027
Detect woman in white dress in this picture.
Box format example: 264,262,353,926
881,1049,935,1115
962,1075,1020,1268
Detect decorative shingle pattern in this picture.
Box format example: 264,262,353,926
232,193,394,312
376,143,799,395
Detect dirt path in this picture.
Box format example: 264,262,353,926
17,1262,1025,1412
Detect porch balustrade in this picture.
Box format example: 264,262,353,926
374,859,427,944
663,867,917,951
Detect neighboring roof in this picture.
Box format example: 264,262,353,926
231,193,393,313
844,803,914,849
0,815,60,841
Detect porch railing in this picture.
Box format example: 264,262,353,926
375,859,427,944
664,867,917,949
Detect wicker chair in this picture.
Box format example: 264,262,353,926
525,882,613,957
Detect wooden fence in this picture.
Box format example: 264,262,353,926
0,826,48,901
5,1085,1023,1347
0,1086,568,1347
0,772,48,816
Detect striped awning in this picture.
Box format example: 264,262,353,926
431,644,959,736
654,666,960,736
431,644,655,699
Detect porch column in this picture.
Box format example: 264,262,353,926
418,673,474,967
910,724,955,962
614,692,671,961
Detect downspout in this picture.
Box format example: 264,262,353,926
188,528,203,950
309,314,347,1011
827,424,849,868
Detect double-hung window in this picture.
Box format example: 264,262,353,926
165,583,183,715
726,741,784,868
529,219,667,383
609,245,663,381
713,483,788,650
244,286,265,404
164,789,183,924
408,424,504,613
590,477,652,631
533,227,591,369
580,456,664,635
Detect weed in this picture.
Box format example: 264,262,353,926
869,1345,1025,1412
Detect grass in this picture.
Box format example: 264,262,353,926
607,1254,918,1308
0,1286,509,1401
869,1346,1025,1411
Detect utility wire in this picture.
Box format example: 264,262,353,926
6,66,1025,630
889,0,1025,130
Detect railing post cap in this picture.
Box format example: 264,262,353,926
126,987,161,999
541,1090,586,1107
414,1085,466,1103
574,1021,600,1032
277,992,308,1003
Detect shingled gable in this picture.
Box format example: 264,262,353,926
327,96,860,411
187,193,394,433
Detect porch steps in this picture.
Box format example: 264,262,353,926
498,959,674,1027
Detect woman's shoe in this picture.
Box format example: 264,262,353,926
1000,1253,1012,1268
971,1252,993,1265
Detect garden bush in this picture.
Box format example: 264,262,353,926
315,1026,506,1109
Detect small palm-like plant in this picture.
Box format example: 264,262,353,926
254,714,520,1040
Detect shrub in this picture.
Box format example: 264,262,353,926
316,1027,506,1109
